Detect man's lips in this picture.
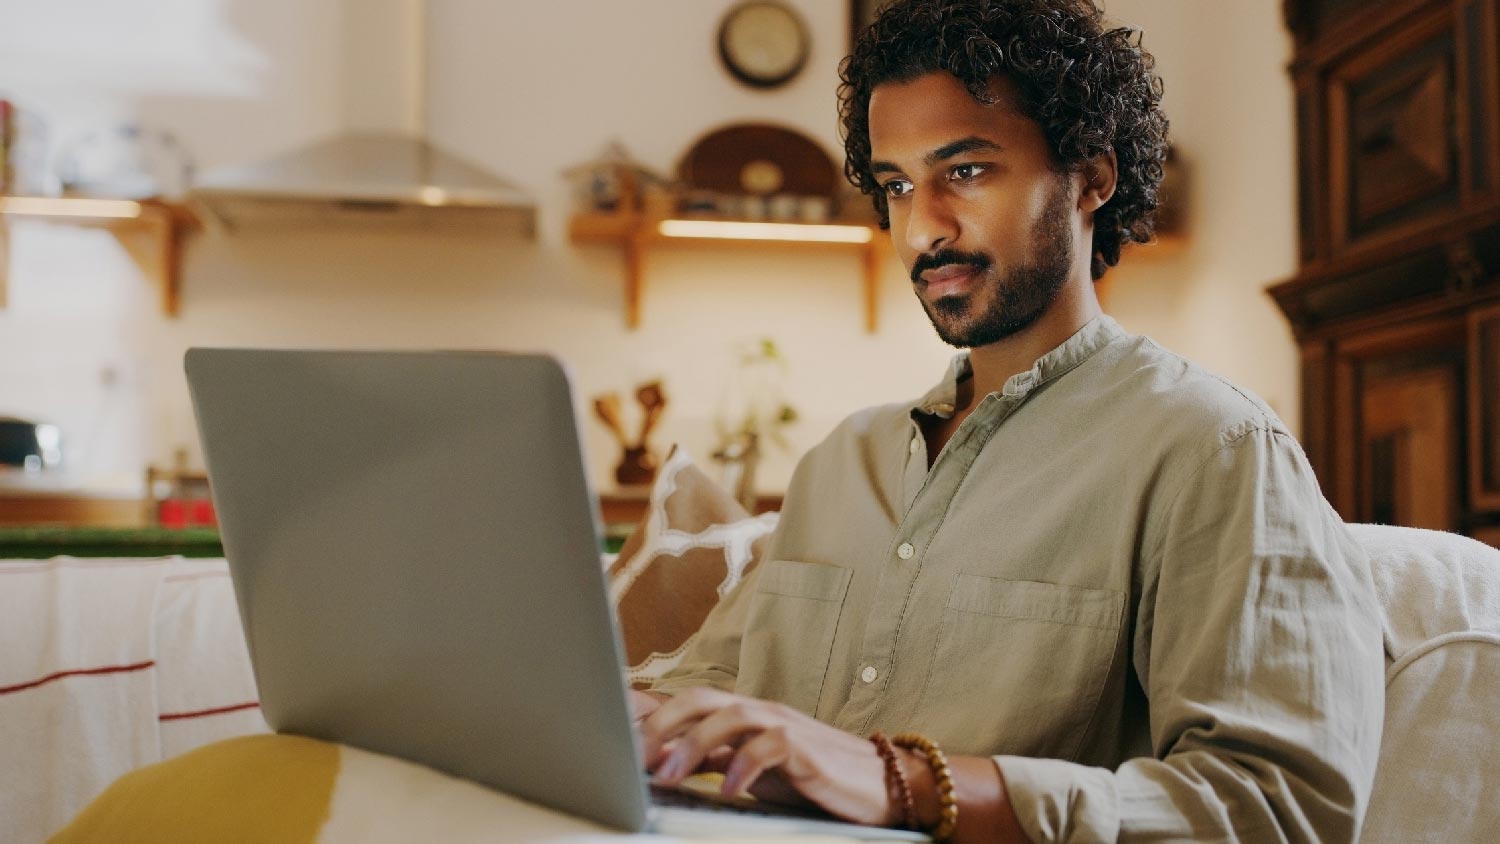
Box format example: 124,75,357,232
919,264,982,297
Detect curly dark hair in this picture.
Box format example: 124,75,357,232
838,0,1169,280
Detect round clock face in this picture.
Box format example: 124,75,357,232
718,1,810,89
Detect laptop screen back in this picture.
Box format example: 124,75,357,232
186,348,647,830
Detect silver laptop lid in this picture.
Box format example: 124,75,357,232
185,348,648,831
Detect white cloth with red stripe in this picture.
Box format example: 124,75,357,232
0,556,266,840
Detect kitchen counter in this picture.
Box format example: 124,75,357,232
0,494,148,528
0,469,147,528
0,524,638,560
598,489,783,523
0,477,765,553
0,527,223,559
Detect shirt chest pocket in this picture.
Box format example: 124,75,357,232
915,574,1124,760
737,560,852,716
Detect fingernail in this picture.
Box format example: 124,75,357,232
658,750,683,781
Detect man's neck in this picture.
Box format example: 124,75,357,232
959,277,1103,411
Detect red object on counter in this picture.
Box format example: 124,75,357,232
158,499,187,529
157,498,216,529
190,499,216,527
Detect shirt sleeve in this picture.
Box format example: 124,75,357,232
998,425,1385,844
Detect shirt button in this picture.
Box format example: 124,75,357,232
896,542,915,560
909,437,921,455
861,666,878,683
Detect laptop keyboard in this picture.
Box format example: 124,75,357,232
648,782,834,821
648,778,931,841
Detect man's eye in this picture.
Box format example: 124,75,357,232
950,164,987,181
882,179,912,198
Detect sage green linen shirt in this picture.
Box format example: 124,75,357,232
653,316,1384,843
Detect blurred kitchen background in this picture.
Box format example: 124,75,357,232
2,0,1496,549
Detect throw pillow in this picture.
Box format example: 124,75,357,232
607,446,779,688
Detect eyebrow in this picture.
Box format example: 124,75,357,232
869,136,1005,177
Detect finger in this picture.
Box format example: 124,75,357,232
745,769,815,810
638,687,732,765
655,701,774,785
699,746,735,773
628,689,663,723
720,726,791,798
644,737,679,772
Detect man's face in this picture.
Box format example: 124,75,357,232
868,72,1080,348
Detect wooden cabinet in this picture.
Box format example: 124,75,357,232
1274,0,1500,545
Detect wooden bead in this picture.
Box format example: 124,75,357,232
869,731,916,830
891,733,959,843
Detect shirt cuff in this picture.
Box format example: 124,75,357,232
995,755,1121,844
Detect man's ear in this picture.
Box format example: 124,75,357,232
1076,150,1118,213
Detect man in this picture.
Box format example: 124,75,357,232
632,2,1384,842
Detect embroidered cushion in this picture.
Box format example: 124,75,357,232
607,446,778,688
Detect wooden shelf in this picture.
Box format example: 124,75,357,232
0,493,150,529
570,211,892,332
598,488,782,526
0,195,197,316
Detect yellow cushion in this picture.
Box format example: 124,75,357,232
51,734,339,844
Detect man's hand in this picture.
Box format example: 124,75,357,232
629,688,667,723
636,686,897,826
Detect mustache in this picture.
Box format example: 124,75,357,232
910,248,993,285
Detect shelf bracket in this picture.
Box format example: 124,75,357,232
0,222,9,310
624,232,644,329
0,197,194,317
110,204,186,316
863,238,883,333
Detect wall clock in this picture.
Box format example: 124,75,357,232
717,1,811,89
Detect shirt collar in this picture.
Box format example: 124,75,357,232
911,314,1128,418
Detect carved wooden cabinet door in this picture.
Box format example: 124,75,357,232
1330,316,1466,530
1288,0,1499,267
1470,303,1500,509
1326,4,1465,255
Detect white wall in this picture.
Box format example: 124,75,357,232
0,0,344,490
1103,0,1302,432
0,0,1300,497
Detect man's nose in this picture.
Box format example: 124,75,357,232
903,188,958,255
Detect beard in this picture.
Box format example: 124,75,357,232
912,184,1076,349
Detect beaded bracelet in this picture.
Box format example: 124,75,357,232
892,732,958,843
869,731,916,830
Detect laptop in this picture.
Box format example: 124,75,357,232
185,348,926,840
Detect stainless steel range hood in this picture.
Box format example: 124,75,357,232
191,0,535,235
192,133,536,233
